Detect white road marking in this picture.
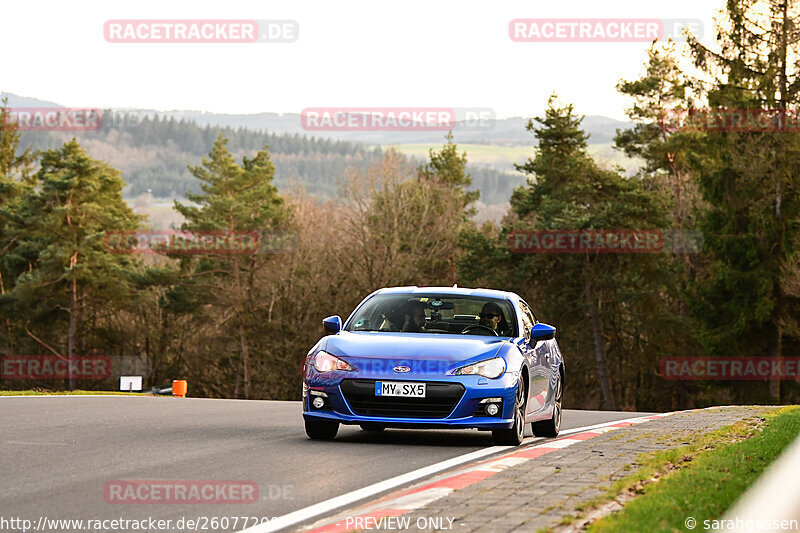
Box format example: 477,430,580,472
480,456,531,470
5,441,70,446
238,444,514,533
238,415,661,533
537,438,581,449
369,487,455,512
0,395,150,398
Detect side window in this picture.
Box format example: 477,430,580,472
519,302,534,341
521,301,538,324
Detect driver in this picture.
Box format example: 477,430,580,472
400,300,428,333
479,302,505,333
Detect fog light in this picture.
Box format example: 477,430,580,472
312,397,325,409
486,403,499,416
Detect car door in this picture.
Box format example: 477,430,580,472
515,301,536,409
519,300,549,414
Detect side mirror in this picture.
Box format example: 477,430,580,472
530,323,556,341
322,315,342,334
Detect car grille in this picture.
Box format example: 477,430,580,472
340,379,465,419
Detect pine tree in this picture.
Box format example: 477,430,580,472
507,96,671,410
0,98,37,202
614,43,708,408
615,42,699,229
1,139,141,389
416,132,479,283
686,0,800,400
0,98,38,354
417,131,480,214
173,134,287,399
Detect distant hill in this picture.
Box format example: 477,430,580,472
2,93,639,220
1,93,62,107
1,92,634,146
107,111,631,146
10,108,525,206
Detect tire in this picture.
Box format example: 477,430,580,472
492,377,526,446
532,371,562,438
360,423,386,432
305,419,339,440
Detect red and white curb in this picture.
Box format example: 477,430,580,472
301,414,675,532
240,413,678,533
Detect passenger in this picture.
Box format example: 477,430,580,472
400,300,428,333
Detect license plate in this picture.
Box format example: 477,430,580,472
375,381,426,397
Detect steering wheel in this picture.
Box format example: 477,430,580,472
461,324,499,336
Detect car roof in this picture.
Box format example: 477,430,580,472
374,286,519,301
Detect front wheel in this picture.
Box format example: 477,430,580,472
305,419,339,440
532,372,562,438
492,378,526,446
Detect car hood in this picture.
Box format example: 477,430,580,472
324,331,506,368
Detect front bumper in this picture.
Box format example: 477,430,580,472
302,370,519,430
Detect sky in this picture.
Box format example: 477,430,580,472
3,0,726,120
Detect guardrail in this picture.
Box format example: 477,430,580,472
722,431,800,531
143,386,173,395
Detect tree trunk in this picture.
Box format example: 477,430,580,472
234,359,241,399
769,0,788,400
0,271,13,355
775,0,787,220
231,246,251,399
68,271,77,392
584,255,615,410
156,299,169,387
238,319,250,399
770,327,782,401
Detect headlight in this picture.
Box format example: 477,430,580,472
313,351,356,372
455,357,506,379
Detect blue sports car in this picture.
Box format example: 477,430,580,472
301,286,564,445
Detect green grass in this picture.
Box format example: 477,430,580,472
0,389,148,396
386,143,531,172
588,406,800,532
384,143,642,174
559,515,577,526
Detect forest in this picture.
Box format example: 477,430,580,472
1,2,798,410
16,111,523,205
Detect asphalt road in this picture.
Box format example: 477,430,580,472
0,397,653,530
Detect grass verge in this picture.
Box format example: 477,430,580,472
587,406,800,532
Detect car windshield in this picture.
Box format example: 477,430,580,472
346,293,517,336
